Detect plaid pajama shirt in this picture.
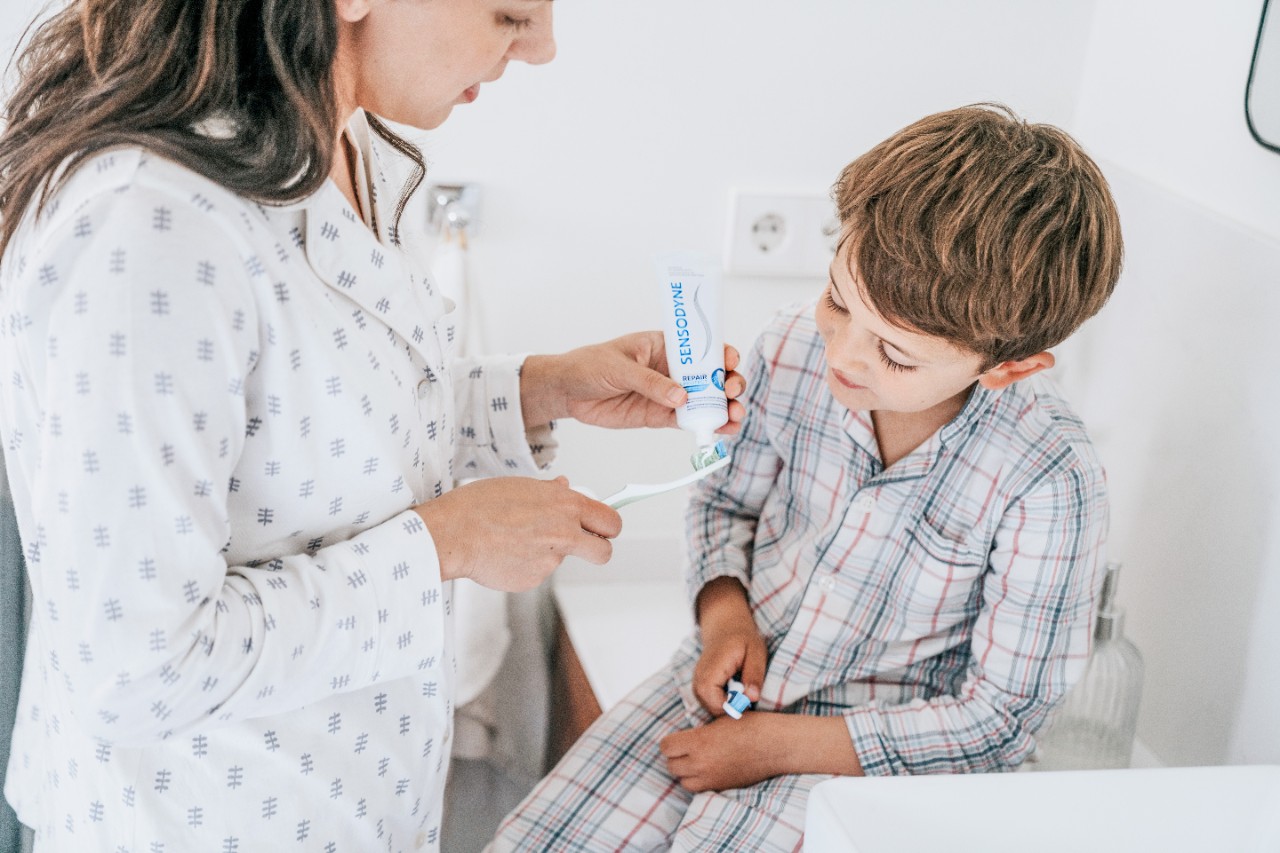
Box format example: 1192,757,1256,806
494,301,1108,850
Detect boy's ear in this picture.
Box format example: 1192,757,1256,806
977,351,1055,391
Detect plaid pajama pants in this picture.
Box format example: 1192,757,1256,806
488,670,829,852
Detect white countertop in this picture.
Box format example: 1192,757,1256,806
805,765,1280,852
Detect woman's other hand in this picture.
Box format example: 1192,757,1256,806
520,333,746,432
414,476,620,591
693,577,767,717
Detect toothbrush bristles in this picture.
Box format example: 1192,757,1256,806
690,440,729,471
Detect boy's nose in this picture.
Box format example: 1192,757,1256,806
826,333,875,375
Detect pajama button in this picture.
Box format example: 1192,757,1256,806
819,576,835,591
854,494,876,513
416,379,430,399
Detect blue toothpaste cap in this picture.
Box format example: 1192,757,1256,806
722,678,753,720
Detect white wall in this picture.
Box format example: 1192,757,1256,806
1060,0,1280,767
1053,171,1280,768
419,0,1096,539
1074,1,1280,239
1,2,47,89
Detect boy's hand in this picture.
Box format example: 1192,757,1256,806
660,713,865,792
694,577,767,716
659,712,782,792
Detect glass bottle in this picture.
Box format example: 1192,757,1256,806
1031,561,1145,770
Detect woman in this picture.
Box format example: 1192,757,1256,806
0,1,744,849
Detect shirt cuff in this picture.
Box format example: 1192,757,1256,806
332,508,448,686
844,704,907,776
685,565,753,615
458,354,559,476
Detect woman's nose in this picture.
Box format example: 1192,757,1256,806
513,25,556,65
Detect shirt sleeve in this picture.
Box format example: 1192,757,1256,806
684,333,783,608
10,175,447,745
451,354,557,478
843,460,1109,774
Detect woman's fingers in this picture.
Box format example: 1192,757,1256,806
574,488,623,540
567,526,615,566
413,476,622,591
619,350,687,408
723,343,740,373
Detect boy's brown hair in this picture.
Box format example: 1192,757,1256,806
832,103,1123,368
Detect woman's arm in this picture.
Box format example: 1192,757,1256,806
3,170,611,747
3,179,463,743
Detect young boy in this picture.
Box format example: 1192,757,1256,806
491,103,1123,852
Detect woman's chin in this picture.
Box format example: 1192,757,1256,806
373,104,454,132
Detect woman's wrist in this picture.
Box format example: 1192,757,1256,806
518,353,567,429
412,501,467,583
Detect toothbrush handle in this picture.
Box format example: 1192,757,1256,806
603,486,656,509
602,455,732,510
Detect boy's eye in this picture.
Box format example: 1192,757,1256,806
500,14,534,30
824,289,847,315
877,341,915,373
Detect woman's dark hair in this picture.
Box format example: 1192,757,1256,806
0,0,423,255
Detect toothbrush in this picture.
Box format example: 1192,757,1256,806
603,454,731,509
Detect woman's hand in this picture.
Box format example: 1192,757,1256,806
519,332,746,432
413,476,620,591
693,577,767,716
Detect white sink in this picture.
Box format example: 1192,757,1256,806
804,765,1280,852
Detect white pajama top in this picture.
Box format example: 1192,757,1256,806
0,113,554,851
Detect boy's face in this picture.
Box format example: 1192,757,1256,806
814,244,987,417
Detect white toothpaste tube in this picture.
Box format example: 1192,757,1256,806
655,252,728,455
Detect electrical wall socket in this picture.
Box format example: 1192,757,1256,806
724,190,838,278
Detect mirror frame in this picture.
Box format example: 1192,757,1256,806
1247,0,1280,154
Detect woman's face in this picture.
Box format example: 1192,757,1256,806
335,0,556,130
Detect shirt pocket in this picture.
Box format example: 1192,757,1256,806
895,520,989,636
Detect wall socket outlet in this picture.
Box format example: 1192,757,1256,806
724,190,838,278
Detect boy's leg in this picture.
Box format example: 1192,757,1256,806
489,669,698,852
669,772,831,853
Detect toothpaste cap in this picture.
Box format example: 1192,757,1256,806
722,678,752,720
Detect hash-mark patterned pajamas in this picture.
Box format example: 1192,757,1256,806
0,112,554,851
493,302,1108,851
